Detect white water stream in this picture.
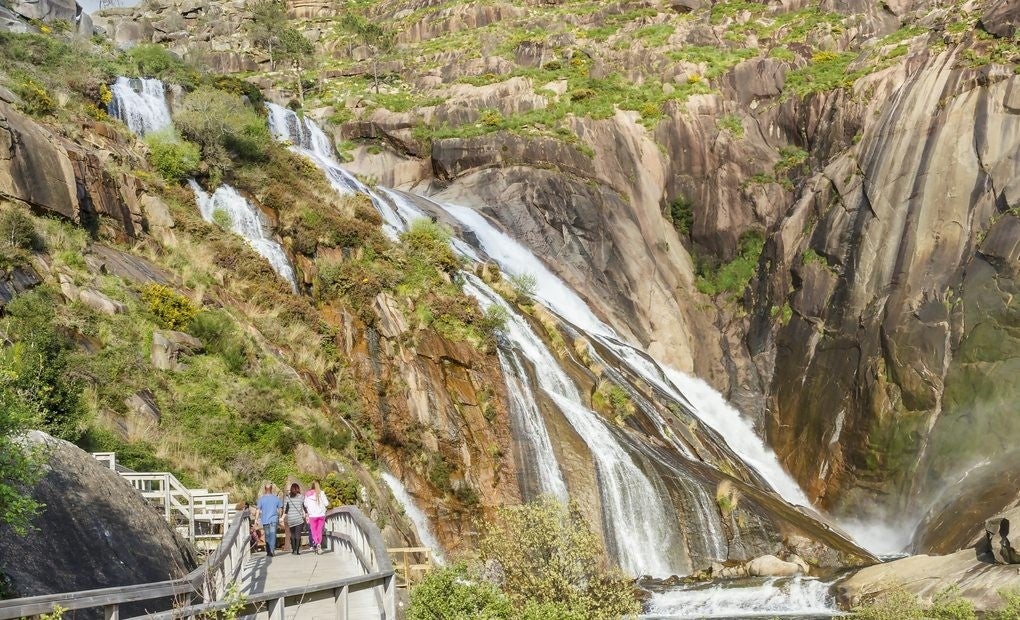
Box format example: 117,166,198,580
187,180,298,291
108,77,172,136
381,472,445,565
645,578,840,619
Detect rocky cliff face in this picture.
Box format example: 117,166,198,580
223,0,1018,544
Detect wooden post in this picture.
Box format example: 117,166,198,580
384,574,396,620
104,604,119,620
268,596,286,620
333,584,349,620
403,552,409,587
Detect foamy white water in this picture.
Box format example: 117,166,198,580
645,578,840,619
187,180,297,291
108,77,172,136
381,473,445,565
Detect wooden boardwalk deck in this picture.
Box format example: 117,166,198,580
245,545,383,619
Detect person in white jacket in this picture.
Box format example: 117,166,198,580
304,481,330,554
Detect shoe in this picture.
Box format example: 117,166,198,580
316,547,322,555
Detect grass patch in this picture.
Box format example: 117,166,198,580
695,231,764,300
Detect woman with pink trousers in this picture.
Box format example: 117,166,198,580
304,481,330,554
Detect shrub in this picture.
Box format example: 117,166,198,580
478,497,640,619
321,471,360,506
668,196,694,235
479,109,503,127
144,130,201,182
141,283,199,330
695,230,764,300
173,86,272,166
0,208,37,251
187,310,249,372
591,380,635,425
408,563,513,620
717,114,745,138
0,288,88,442
852,586,976,620
125,43,197,86
508,272,537,302
13,78,55,116
399,219,459,274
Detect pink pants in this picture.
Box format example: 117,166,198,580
308,516,326,547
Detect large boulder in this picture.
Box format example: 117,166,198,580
0,101,145,239
980,2,1020,38
836,549,1020,613
151,329,203,370
9,0,77,22
746,554,805,577
0,432,197,612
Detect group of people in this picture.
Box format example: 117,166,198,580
253,480,331,557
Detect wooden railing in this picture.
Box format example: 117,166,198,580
0,508,252,620
91,452,232,544
125,507,396,620
0,507,396,619
387,546,435,587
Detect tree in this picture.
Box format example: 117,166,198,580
277,27,315,107
478,497,640,619
245,0,315,105
0,366,44,536
245,0,286,69
337,13,394,93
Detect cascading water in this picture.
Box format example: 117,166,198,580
644,578,840,619
187,181,298,291
381,473,445,565
108,77,172,136
462,274,687,577
437,202,812,508
262,106,856,581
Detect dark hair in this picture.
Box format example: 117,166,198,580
289,482,301,497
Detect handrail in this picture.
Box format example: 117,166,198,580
129,520,396,620
0,506,397,619
0,509,250,619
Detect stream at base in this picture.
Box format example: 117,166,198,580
642,577,843,619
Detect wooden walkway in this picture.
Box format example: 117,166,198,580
245,545,382,619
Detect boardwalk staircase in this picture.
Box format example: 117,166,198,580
0,450,399,619
91,452,234,547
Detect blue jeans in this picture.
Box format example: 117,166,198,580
263,522,278,555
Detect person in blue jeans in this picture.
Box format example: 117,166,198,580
256,483,283,557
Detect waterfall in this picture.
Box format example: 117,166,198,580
266,102,335,159
645,577,839,619
436,202,812,509
108,77,172,137
261,106,822,577
381,473,445,565
462,273,686,577
464,278,570,501
187,180,298,291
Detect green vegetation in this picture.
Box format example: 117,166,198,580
173,86,273,179
717,113,744,138
775,146,809,173
408,498,639,619
245,0,315,102
144,130,201,182
591,380,635,426
852,586,979,619
0,207,40,269
785,50,865,97
141,284,199,330
695,231,765,300
668,46,757,79
667,195,694,235
478,498,639,618
409,563,514,620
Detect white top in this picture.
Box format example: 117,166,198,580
304,490,329,518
